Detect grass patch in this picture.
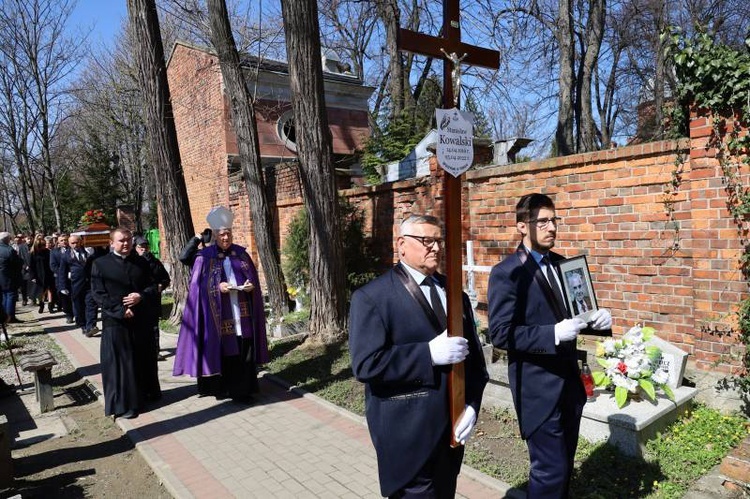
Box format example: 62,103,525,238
571,404,749,498
266,338,365,416
267,339,750,496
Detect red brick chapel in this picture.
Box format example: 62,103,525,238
166,41,374,260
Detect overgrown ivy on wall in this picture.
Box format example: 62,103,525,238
665,28,750,398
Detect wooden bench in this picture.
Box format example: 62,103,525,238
20,351,58,413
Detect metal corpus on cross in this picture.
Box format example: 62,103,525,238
398,0,499,447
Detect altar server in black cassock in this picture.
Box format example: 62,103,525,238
91,228,159,419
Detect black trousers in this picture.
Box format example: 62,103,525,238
57,290,73,317
525,380,584,499
389,429,464,499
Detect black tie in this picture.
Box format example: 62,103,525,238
423,276,447,330
541,256,565,310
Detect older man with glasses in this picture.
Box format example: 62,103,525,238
488,193,612,498
349,214,488,498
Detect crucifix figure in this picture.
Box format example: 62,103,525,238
398,1,499,448
440,49,468,106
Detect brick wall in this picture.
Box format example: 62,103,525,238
261,113,745,373
166,41,372,277
167,43,229,247
166,40,746,373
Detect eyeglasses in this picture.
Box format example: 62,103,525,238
402,234,444,248
528,217,562,228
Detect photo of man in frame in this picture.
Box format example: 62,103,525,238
566,270,593,317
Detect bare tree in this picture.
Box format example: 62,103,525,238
280,0,347,344
203,0,291,318
0,0,84,231
126,0,195,323
65,39,152,233
374,0,410,118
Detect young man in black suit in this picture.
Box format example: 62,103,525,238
488,193,612,498
50,233,74,323
349,214,488,498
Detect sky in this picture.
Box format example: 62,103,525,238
68,0,128,50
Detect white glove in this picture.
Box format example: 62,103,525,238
454,405,477,445
589,308,612,330
60,289,69,295
428,331,468,365
554,318,587,344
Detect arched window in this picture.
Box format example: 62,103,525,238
277,111,297,152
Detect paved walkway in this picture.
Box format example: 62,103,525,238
35,310,512,498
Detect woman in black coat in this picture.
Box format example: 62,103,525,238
29,236,55,313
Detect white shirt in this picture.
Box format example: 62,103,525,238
222,256,243,336
401,261,447,313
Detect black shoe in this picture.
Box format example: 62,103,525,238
0,383,16,398
48,303,54,313
117,410,139,419
38,302,45,313
231,396,253,405
65,316,74,324
146,392,162,402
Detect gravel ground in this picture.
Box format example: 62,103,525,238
0,304,169,498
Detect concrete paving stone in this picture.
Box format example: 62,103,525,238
280,478,307,494
33,312,512,499
322,479,355,496
267,466,292,483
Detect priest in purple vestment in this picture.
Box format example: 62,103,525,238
173,207,269,403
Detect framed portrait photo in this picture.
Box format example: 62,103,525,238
556,255,599,324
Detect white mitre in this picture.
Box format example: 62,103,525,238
206,206,234,231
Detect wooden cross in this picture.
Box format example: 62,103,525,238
398,1,499,447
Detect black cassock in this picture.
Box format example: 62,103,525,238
91,252,159,417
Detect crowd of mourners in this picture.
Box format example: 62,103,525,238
0,208,268,422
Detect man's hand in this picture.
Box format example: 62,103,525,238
201,228,213,244
219,282,230,294
589,308,612,330
554,318,587,344
454,405,477,445
428,331,468,365
122,293,142,307
241,280,255,293
124,308,134,319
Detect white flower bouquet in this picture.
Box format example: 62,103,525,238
592,325,676,408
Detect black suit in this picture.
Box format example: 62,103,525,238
50,247,73,318
59,249,91,328
488,245,584,498
349,263,488,497
571,295,593,316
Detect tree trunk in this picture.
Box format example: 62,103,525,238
280,0,347,344
555,0,575,156
126,0,194,324
579,0,606,152
375,0,408,119
206,0,290,319
652,0,667,140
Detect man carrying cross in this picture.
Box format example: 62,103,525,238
349,215,488,497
